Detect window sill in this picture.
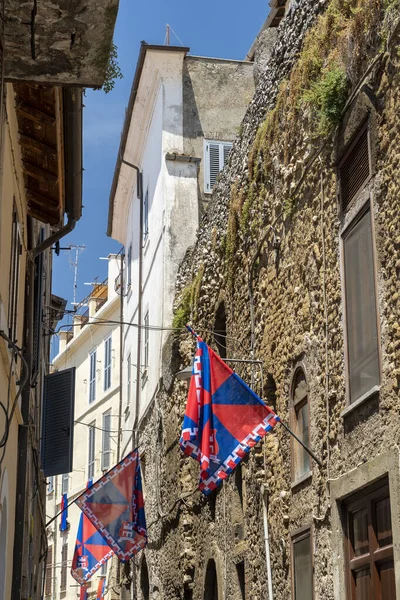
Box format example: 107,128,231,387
340,385,380,418
291,471,312,491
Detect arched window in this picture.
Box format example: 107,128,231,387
204,559,218,600
291,367,311,482
140,556,150,600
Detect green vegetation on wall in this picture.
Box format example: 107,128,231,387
172,265,205,329
222,0,392,280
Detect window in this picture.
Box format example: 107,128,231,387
144,311,149,369
8,204,21,342
127,353,132,404
143,187,149,242
45,545,52,596
291,528,313,600
127,244,132,289
88,422,96,479
204,140,232,193
343,208,380,403
60,543,68,590
344,478,394,599
339,123,371,213
61,473,69,495
101,410,111,471
104,336,112,391
89,350,96,403
291,367,311,482
101,561,107,576
47,476,54,494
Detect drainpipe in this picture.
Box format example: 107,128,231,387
120,158,143,450
116,251,124,463
261,485,274,600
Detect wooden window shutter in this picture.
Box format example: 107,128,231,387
41,368,75,476
339,125,370,212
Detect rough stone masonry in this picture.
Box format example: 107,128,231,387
132,0,400,598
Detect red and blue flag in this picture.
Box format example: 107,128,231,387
71,480,114,584
79,584,89,600
75,450,147,562
60,493,68,531
96,577,106,600
180,338,279,494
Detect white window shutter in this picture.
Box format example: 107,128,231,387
204,141,233,193
209,143,220,190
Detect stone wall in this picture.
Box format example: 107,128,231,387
133,0,400,598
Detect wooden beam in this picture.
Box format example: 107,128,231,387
22,160,58,184
25,189,60,209
19,132,57,157
16,101,56,125
26,205,60,226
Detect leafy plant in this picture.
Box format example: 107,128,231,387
301,65,348,135
102,42,123,94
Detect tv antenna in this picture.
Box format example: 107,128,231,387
67,245,85,307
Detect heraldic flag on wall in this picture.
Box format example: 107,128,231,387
180,338,280,494
75,450,147,562
71,480,114,584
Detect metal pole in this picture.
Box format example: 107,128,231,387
279,421,323,468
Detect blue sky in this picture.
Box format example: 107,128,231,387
51,0,268,326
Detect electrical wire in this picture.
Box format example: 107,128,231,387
0,332,30,455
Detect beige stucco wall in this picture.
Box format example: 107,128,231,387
0,83,29,600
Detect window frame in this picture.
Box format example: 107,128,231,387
343,477,394,600
143,187,149,243
101,410,112,472
88,422,96,480
45,545,53,596
61,472,69,495
103,335,112,391
204,139,233,194
89,349,97,403
127,243,132,289
338,120,372,214
291,525,314,600
290,365,312,486
47,476,54,494
8,203,22,342
127,352,131,405
341,203,381,407
60,543,68,590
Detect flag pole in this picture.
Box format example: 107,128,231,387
45,488,87,528
279,421,323,468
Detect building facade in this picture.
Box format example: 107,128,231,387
0,3,119,599
46,257,121,600
107,42,255,598
113,1,400,599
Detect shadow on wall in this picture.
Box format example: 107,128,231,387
182,63,204,145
